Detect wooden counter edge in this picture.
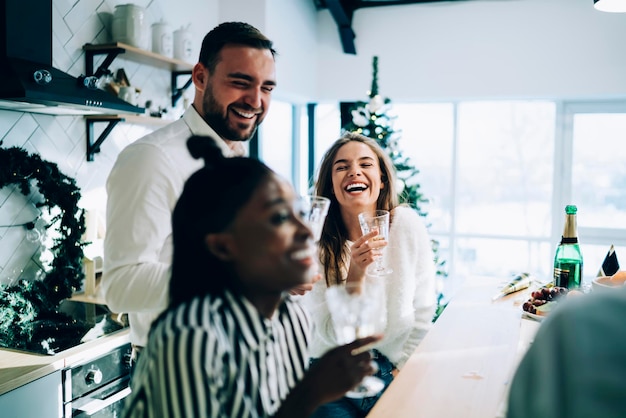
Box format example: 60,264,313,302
0,360,64,396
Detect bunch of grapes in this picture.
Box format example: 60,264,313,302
522,286,569,314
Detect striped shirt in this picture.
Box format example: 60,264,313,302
122,290,312,418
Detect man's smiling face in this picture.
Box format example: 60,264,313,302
199,44,276,142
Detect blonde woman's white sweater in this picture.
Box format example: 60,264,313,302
299,205,437,369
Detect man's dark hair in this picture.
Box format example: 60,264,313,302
198,21,276,72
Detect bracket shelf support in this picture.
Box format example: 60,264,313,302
85,48,124,79
86,117,123,161
171,71,193,107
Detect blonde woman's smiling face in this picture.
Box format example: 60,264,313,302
331,141,383,212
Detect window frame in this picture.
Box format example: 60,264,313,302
267,98,626,285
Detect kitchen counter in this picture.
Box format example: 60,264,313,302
0,328,129,396
367,276,540,418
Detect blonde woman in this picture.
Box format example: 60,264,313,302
301,132,437,417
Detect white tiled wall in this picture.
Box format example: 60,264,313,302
0,0,189,286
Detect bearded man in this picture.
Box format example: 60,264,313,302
102,22,277,366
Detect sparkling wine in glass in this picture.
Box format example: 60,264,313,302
358,210,392,276
326,277,387,398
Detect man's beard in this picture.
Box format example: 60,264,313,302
201,90,261,142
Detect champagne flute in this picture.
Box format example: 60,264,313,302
358,210,392,276
298,195,330,282
298,195,330,243
325,277,387,398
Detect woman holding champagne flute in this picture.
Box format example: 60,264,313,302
301,132,438,417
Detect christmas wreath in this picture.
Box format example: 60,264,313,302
0,142,87,353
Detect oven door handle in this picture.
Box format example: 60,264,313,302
75,386,132,415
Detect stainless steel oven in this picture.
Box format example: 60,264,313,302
62,343,132,417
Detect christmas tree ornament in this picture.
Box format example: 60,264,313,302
24,221,42,243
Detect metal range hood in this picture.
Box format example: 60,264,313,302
0,0,143,116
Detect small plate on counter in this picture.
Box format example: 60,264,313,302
522,311,545,322
521,285,569,321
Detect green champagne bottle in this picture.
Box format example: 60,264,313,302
553,205,583,289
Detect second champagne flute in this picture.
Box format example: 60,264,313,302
358,209,392,276
325,277,387,398
299,195,330,243
299,195,330,282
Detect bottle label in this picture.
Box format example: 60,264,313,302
554,267,570,288
554,264,582,289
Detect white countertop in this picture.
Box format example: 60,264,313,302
367,276,540,418
0,328,129,395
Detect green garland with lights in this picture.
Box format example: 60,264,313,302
342,56,448,320
0,142,87,353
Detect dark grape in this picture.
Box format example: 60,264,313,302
523,286,566,317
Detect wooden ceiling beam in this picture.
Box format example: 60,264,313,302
325,0,358,54
320,0,471,54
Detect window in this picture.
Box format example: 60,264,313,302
298,99,626,296
259,100,293,185
313,103,341,174
563,101,626,280
571,112,626,229
391,101,557,283
454,102,556,279
393,103,454,234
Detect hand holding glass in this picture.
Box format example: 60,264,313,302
326,278,387,398
358,210,392,276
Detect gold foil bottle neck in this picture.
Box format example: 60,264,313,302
562,214,578,239
561,205,579,243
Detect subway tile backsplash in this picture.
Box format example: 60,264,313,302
0,0,182,286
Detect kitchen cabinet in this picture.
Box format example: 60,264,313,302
0,370,62,418
82,42,194,161
0,329,130,417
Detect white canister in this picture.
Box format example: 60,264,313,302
173,26,194,62
112,4,148,49
151,20,173,58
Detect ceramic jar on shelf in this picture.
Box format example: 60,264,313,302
112,4,148,49
151,20,173,58
173,25,194,62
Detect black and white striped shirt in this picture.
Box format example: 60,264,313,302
123,290,312,418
